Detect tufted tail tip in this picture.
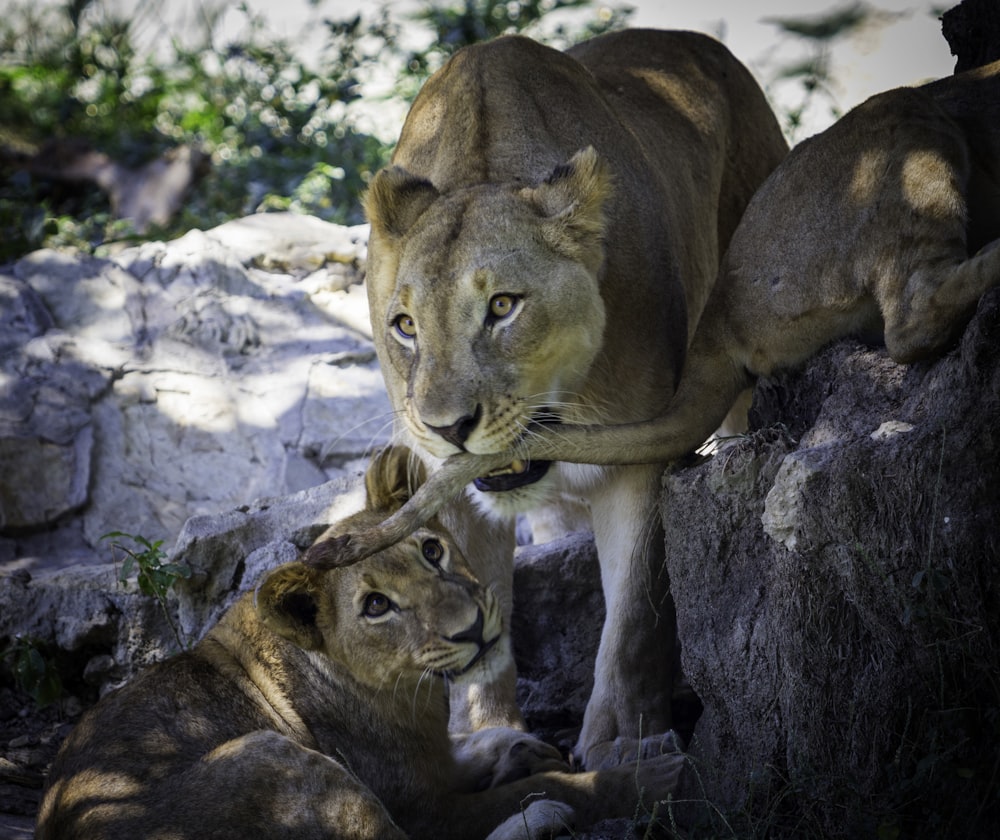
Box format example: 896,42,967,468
301,533,355,569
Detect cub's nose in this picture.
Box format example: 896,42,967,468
426,406,481,450
445,608,485,647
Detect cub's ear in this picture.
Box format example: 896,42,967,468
364,166,439,239
524,146,611,267
256,562,324,650
365,445,427,514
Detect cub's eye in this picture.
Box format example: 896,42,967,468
487,294,518,322
421,538,444,566
362,592,393,618
393,314,416,339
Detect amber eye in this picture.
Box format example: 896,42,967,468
362,593,393,618
488,294,518,321
393,314,416,339
422,538,444,566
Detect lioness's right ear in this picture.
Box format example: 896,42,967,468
256,562,324,650
365,445,427,514
364,166,439,239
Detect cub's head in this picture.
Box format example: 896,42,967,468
256,446,502,688
363,148,612,513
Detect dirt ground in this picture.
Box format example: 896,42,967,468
0,684,84,837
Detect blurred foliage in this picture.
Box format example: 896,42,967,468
0,0,927,261
0,0,631,261
761,1,903,139
403,0,631,82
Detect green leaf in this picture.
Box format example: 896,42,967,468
118,554,137,582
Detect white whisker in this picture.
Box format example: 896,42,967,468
318,408,405,464
411,667,437,724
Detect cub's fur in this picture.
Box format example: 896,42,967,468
345,29,788,766
37,447,683,840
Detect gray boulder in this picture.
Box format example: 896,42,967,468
664,288,1000,838
0,213,389,576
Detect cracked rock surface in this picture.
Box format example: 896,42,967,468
0,213,388,574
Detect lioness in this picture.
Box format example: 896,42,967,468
37,445,683,840
323,29,787,767
335,54,1000,497
314,43,1000,764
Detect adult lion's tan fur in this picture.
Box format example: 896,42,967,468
336,48,1000,643
500,57,1000,468
352,29,788,767
37,446,684,840
331,42,1000,768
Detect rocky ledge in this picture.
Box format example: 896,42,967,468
1,214,998,839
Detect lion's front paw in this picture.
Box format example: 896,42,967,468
581,730,684,771
453,727,569,791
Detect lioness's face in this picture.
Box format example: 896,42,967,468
260,524,502,690
365,149,611,508
381,189,605,455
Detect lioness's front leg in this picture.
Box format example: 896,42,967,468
577,462,677,768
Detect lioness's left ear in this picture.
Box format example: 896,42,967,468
365,445,427,514
364,165,440,239
256,562,324,650
525,146,611,266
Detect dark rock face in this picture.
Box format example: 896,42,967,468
663,288,1000,837
512,532,604,750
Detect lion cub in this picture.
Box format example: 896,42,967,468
37,446,682,840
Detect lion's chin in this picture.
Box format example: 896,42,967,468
469,467,560,520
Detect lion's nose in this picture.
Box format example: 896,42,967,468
426,405,481,450
445,608,485,647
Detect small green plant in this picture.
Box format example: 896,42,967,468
1,635,63,708
102,530,191,651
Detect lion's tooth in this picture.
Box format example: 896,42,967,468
511,460,526,474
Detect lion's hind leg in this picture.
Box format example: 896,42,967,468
178,731,406,839
879,237,1000,364
874,123,1000,364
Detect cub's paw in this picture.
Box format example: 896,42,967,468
484,799,575,840
582,730,684,771
453,727,569,791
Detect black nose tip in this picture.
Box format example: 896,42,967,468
426,406,481,450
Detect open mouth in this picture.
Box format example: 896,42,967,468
473,458,552,492
472,412,558,492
